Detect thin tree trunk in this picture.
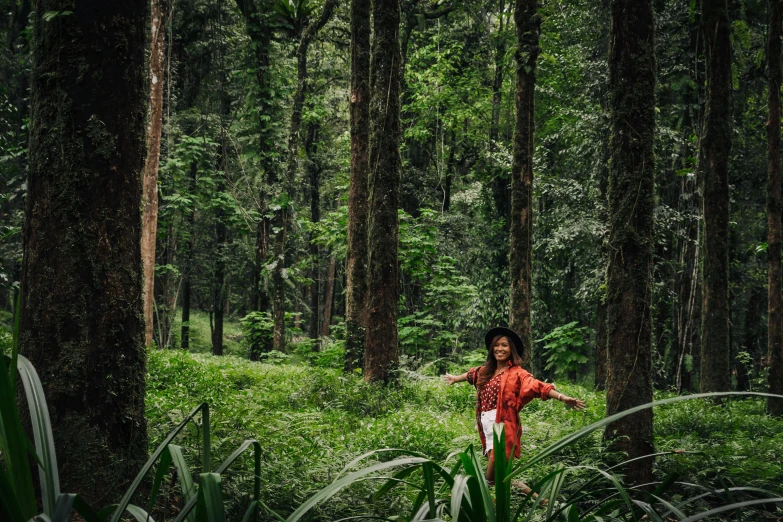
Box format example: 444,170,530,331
700,0,732,393
321,254,337,338
768,0,783,414
21,0,148,502
271,0,338,352
508,0,540,371
142,0,169,347
307,123,321,345
365,0,402,383
603,0,656,487
181,161,197,351
212,183,227,356
490,0,510,226
345,0,371,372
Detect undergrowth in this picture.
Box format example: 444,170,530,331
146,348,783,520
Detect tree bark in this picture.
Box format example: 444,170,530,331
142,0,169,347
595,300,608,390
365,0,402,383
603,0,656,487
768,0,783,415
345,0,371,372
212,183,227,356
508,0,540,371
321,254,337,338
20,0,148,502
700,0,732,393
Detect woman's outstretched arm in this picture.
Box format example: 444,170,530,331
443,372,468,385
547,389,586,411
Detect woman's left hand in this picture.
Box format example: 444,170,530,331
562,396,586,411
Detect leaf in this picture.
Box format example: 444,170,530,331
42,10,73,21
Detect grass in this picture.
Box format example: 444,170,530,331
146,347,783,520
167,310,246,356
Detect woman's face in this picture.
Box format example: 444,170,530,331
493,337,511,363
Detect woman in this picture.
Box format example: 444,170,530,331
444,327,585,486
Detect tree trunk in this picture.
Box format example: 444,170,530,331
490,0,510,227
181,161,197,351
142,0,169,347
603,0,656,487
768,0,783,415
20,0,148,502
365,0,402,383
508,0,540,371
235,0,274,358
271,0,338,352
321,254,337,338
307,123,321,346
700,0,732,393
345,0,371,372
212,187,227,356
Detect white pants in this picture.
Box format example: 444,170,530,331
480,409,497,455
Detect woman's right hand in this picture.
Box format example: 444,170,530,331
443,373,459,386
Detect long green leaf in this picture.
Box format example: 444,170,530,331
284,457,429,522
110,403,209,522
459,448,489,522
170,443,197,519
449,474,472,522
680,498,783,522
493,424,510,522
0,464,26,522
195,473,225,522
0,355,36,520
147,447,173,516
423,463,436,518
16,355,60,516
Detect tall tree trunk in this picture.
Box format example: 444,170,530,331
142,0,169,347
365,0,402,383
490,0,510,226
700,0,732,393
307,123,321,345
345,0,371,372
181,161,197,351
321,254,337,338
235,0,274,358
768,0,783,415
271,0,338,352
603,0,656,487
212,183,227,356
508,0,540,371
20,0,148,502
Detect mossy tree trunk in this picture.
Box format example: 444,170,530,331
307,122,322,345
345,0,371,372
768,0,783,415
365,0,401,383
603,0,656,487
699,0,732,393
234,0,274,358
508,0,540,371
20,0,148,502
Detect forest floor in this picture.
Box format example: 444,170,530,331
146,315,783,520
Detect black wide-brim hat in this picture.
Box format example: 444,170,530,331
484,326,525,356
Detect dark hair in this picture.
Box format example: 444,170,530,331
477,335,523,388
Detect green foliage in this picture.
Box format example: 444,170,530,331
537,322,590,378
240,311,274,354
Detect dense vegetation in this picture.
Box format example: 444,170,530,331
3,0,783,519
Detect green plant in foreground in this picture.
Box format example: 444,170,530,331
280,393,783,522
0,349,265,522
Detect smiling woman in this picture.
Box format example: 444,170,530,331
444,326,586,487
